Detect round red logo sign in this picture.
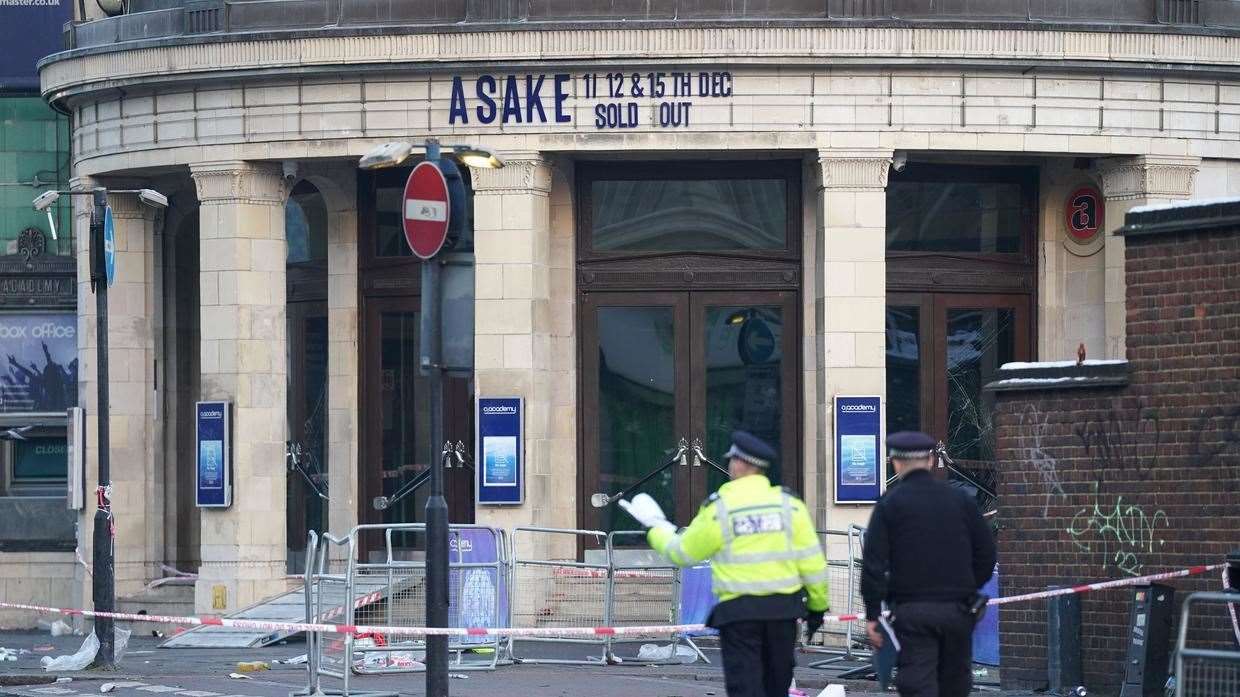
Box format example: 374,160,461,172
401,161,451,260
1065,185,1103,244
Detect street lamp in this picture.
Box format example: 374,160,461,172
357,140,501,697
33,186,168,669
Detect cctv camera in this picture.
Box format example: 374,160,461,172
33,190,60,212
891,151,908,173
282,161,298,183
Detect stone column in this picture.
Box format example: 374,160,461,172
1096,156,1199,360
189,161,289,613
105,190,162,592
69,178,162,604
318,165,360,540
816,150,892,537
470,154,574,553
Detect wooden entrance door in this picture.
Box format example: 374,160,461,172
580,290,799,533
359,296,475,543
886,292,1032,473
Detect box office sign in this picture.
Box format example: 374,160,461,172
196,401,232,508
0,314,77,414
834,396,883,504
448,71,735,130
476,397,523,506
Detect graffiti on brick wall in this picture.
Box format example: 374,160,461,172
1066,481,1169,577
1018,404,1067,518
1193,405,1240,482
1072,403,1162,483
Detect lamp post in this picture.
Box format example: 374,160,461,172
358,140,501,697
32,186,168,668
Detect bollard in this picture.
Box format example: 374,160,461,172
1047,586,1084,694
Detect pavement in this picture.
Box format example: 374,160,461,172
0,630,1023,697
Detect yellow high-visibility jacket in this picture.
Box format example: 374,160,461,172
648,474,829,612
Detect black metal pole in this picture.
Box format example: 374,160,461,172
89,187,115,669
421,139,449,697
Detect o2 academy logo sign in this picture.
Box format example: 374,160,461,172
448,71,735,130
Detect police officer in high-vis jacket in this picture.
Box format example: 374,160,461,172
620,431,830,697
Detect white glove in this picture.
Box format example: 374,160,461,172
618,493,673,531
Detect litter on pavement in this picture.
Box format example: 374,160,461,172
227,673,251,680
235,661,269,672
40,628,131,671
99,683,116,693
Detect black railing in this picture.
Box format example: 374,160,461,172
59,0,1240,53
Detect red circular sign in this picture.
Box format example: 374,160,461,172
1065,185,1104,244
402,161,451,259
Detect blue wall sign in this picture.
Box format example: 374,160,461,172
0,0,73,90
834,395,882,503
103,206,116,288
196,401,232,508
476,397,523,505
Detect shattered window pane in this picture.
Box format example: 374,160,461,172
945,308,1015,463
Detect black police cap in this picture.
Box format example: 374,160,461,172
725,430,777,468
887,431,937,458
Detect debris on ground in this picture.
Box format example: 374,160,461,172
235,661,269,672
635,643,699,664
33,645,55,653
100,683,116,693
40,628,132,671
0,647,20,662
274,654,308,665
39,619,78,637
54,678,72,684
449,673,469,679
227,673,250,680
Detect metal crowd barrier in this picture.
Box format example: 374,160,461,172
350,523,510,674
297,531,393,697
1175,592,1240,697
806,525,869,669
507,526,613,664
604,530,708,665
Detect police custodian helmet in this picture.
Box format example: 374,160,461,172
724,430,778,468
886,431,937,459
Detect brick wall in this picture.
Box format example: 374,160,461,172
992,209,1240,694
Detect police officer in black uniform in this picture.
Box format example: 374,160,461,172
860,432,997,697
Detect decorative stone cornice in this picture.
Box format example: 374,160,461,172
818,151,893,191
190,161,287,205
1096,155,1200,201
39,26,1240,100
471,154,552,194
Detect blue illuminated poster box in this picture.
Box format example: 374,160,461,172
196,400,232,508
834,395,882,503
476,397,523,505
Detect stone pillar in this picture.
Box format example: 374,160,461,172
69,178,162,604
816,150,892,537
318,165,360,540
105,190,162,592
1096,156,1199,360
470,154,574,552
189,161,289,613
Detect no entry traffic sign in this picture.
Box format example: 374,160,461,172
402,161,451,259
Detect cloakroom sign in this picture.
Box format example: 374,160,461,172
448,71,735,130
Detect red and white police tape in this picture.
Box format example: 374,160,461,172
0,563,1225,639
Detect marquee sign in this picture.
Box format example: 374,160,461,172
448,71,735,130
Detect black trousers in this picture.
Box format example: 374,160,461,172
892,601,975,697
719,619,798,697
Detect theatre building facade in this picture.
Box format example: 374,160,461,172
7,0,1240,623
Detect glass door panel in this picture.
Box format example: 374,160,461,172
944,307,1016,463
286,306,328,574
582,294,691,532
694,293,798,493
